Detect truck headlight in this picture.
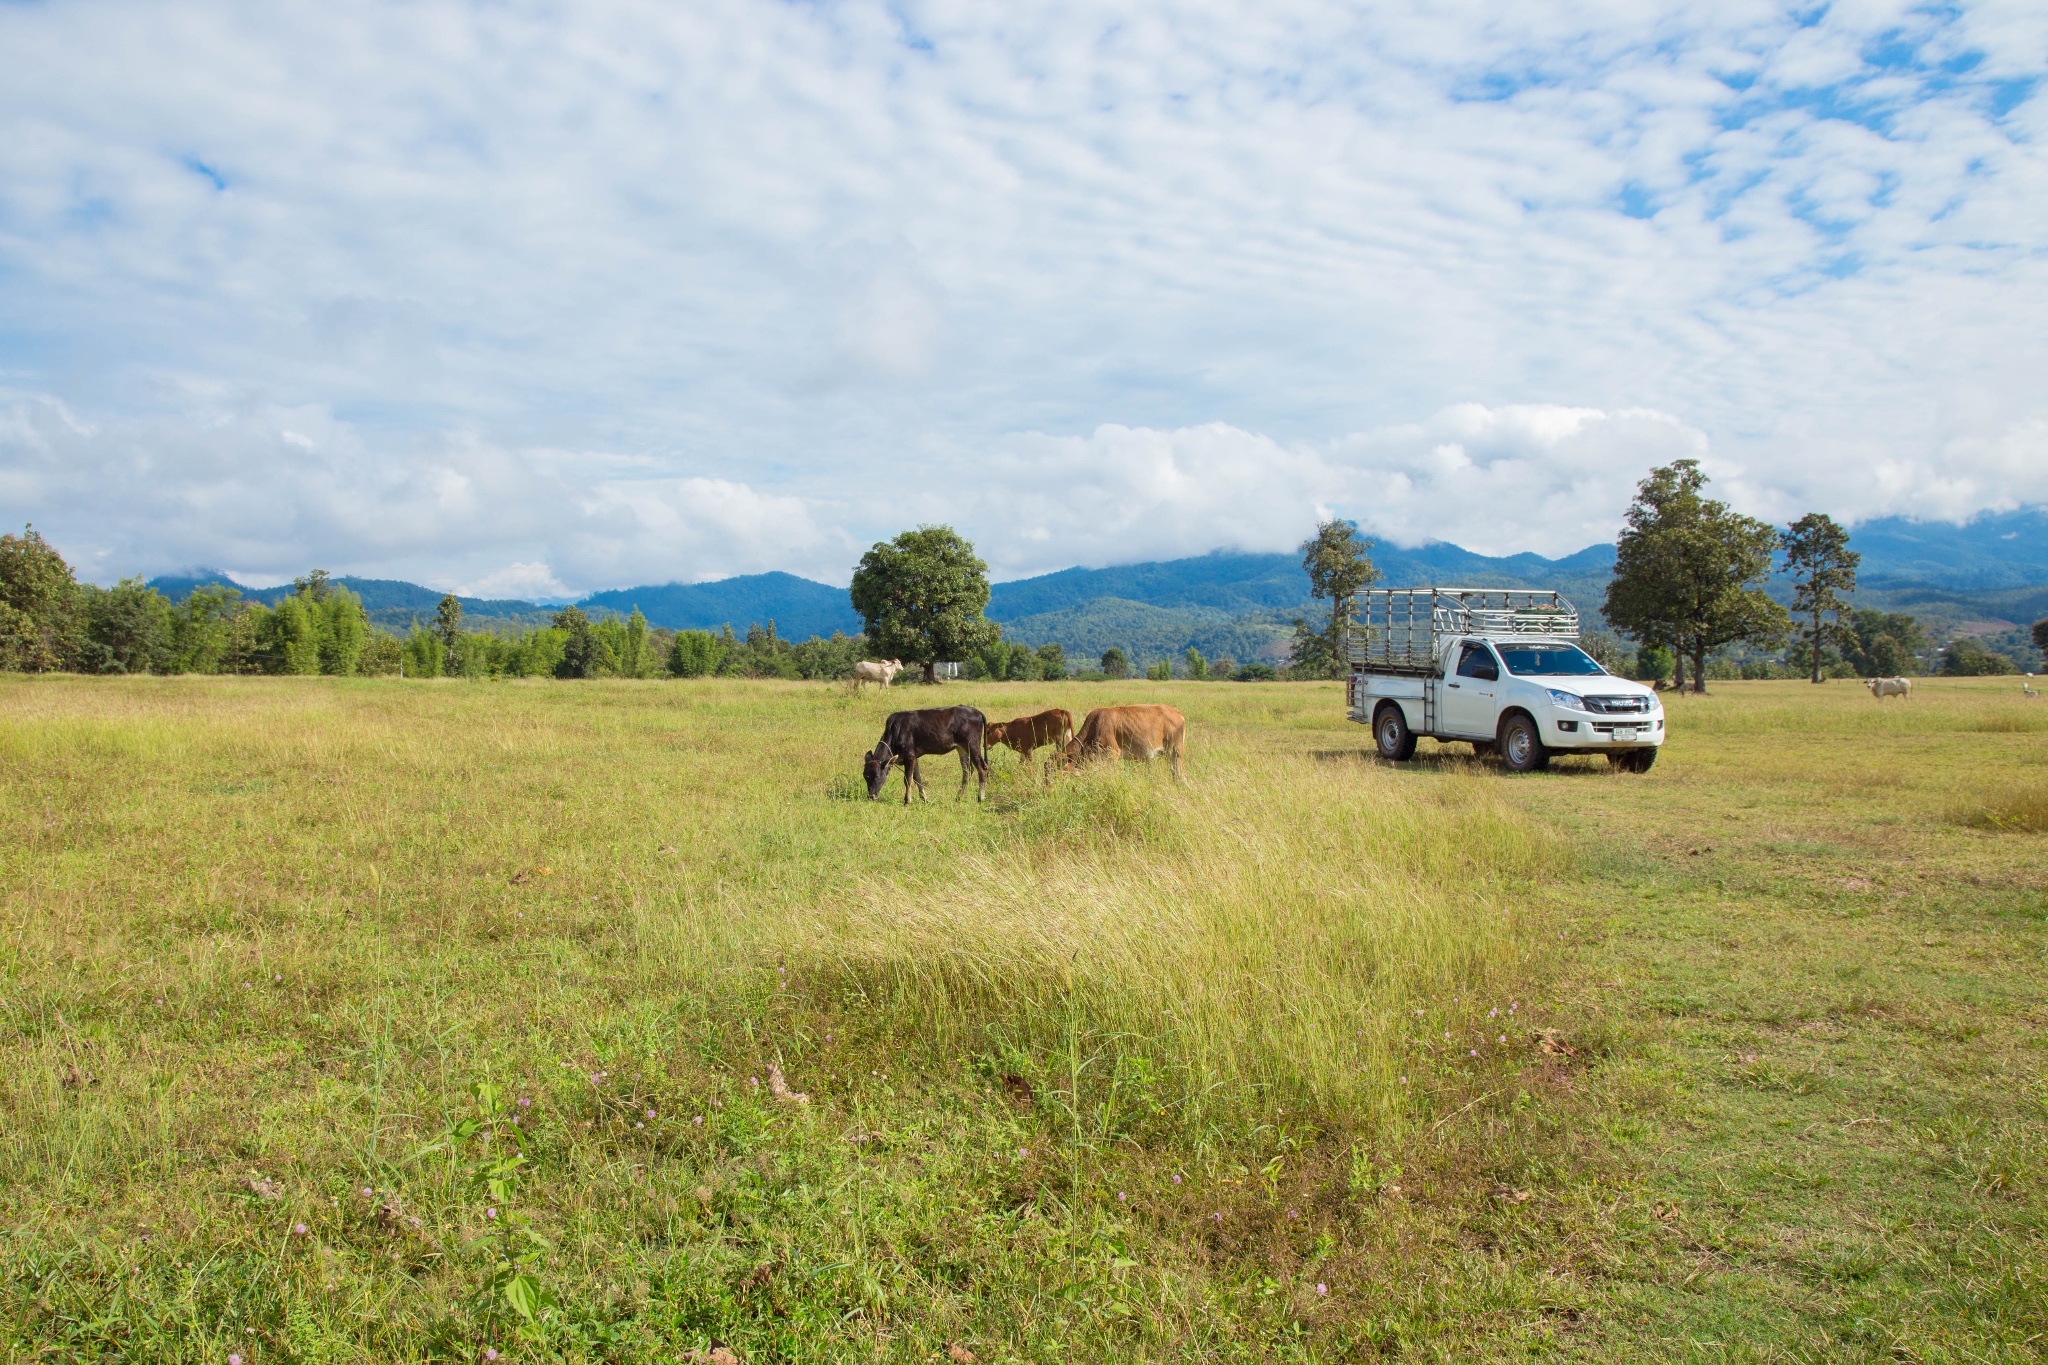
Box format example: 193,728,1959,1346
1547,689,1589,712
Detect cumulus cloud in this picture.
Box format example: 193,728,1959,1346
0,0,2043,588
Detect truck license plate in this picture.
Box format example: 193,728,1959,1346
1611,728,1637,742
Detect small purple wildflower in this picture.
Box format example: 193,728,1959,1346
1117,1191,1126,1201
485,1207,497,1220
229,1355,242,1365
646,1109,656,1119
293,1223,308,1235
1316,1282,1328,1296
485,1351,500,1363
1469,1049,1479,1057
694,1115,703,1125
518,1097,530,1108
1171,1174,1182,1184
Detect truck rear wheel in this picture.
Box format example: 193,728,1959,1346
1499,713,1549,773
1374,703,1417,761
1607,748,1658,774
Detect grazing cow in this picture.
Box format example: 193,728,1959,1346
1864,677,1913,700
850,659,904,694
1046,704,1187,783
863,706,989,804
984,708,1074,762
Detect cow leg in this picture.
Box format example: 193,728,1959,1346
902,754,917,804
955,747,972,801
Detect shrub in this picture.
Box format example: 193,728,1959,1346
1236,662,1277,682
1940,638,2019,677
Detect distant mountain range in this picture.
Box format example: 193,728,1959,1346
147,507,2047,663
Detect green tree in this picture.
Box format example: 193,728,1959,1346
402,624,445,677
1299,518,1379,669
169,583,245,673
1036,643,1067,681
1841,609,1928,677
435,595,464,664
1603,460,1789,694
360,631,403,675
77,578,174,674
316,590,368,675
849,526,999,684
552,607,615,679
1780,513,1860,684
0,524,80,672
260,595,323,675
293,569,334,602
1100,647,1129,679
1145,659,1172,680
667,629,725,678
1183,646,1207,680
2033,617,2047,668
621,609,653,678
1939,637,2019,677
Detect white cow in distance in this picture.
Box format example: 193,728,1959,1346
1865,677,1912,700
850,659,904,693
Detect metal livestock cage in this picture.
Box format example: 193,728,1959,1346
1345,588,1580,676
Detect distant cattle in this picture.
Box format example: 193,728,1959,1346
1865,677,1913,700
985,709,1074,762
864,706,989,804
1047,705,1187,783
850,659,904,693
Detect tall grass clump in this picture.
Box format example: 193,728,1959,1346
741,755,1562,1127
1960,781,2048,833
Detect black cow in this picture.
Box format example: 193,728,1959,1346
863,706,989,804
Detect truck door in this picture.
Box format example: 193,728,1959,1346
1441,640,1501,737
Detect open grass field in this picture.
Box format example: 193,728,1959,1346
0,674,2042,1363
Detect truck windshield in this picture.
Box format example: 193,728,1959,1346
1499,644,1605,676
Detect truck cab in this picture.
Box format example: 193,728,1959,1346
1345,590,1663,773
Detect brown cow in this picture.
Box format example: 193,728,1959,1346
1046,704,1187,783
984,708,1074,762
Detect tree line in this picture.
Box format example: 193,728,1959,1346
0,526,876,681
7,501,2043,684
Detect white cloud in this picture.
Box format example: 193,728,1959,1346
0,0,2043,588
457,562,571,601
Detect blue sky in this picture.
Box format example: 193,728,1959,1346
1,0,2043,593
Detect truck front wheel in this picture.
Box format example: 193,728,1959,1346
1374,703,1418,761
1499,713,1549,773
1607,748,1658,774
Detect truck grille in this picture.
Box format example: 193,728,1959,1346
1582,695,1650,715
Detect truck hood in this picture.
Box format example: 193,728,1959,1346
1532,676,1660,704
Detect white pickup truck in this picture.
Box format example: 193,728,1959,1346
1345,588,1664,773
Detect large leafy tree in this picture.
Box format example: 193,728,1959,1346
848,526,999,684
1604,460,1788,694
0,524,80,672
1290,518,1379,679
1780,513,1860,684
2034,617,2047,669
552,606,616,679
77,578,175,674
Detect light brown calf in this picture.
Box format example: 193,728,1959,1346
984,708,1074,762
1046,704,1187,783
